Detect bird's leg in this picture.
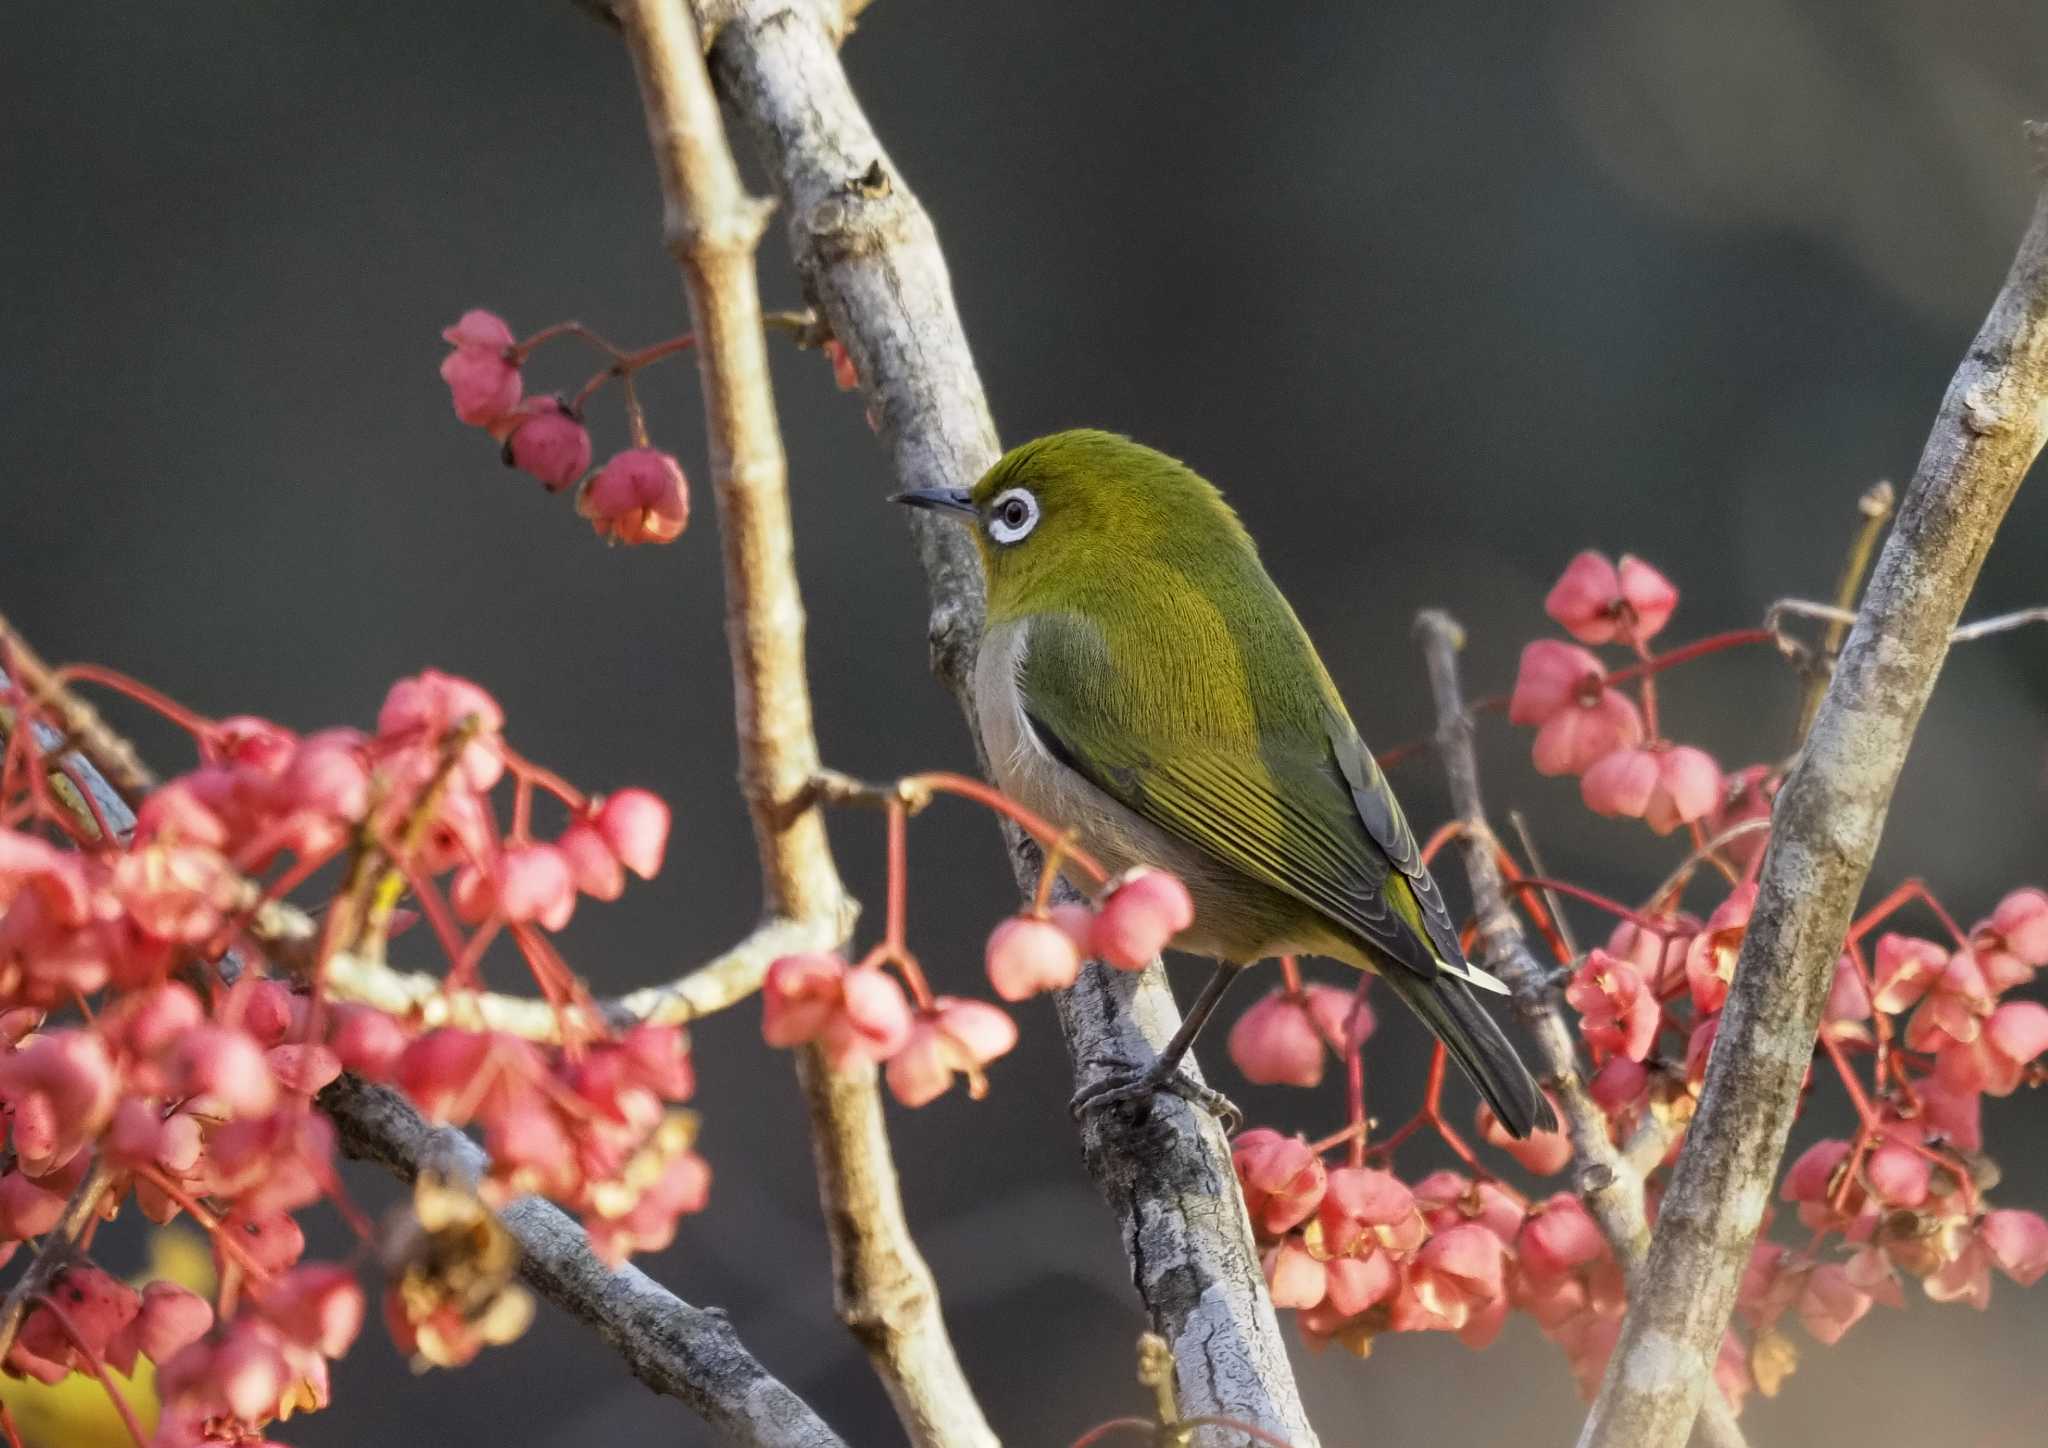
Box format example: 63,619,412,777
1070,961,1245,1131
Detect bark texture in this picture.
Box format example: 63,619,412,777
618,2,995,1441
703,4,1316,1441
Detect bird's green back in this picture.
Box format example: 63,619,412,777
975,431,1462,980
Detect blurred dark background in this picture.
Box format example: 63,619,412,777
5,2,2047,1445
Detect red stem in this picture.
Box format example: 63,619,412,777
906,771,1111,885
509,319,630,363
49,662,213,737
886,800,908,948
1066,1418,1156,1448
568,334,698,414
1417,819,1465,868
1598,627,1778,691
1344,1005,1368,1169
1849,878,1970,950
1505,874,1672,935
1180,1417,1301,1448
501,746,589,814
136,1168,275,1284
1632,636,1662,741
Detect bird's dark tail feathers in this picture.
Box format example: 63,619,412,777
1385,970,1556,1139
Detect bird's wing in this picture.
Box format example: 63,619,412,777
1323,713,1504,991
1017,614,1496,990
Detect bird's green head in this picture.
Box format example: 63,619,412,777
893,429,1257,620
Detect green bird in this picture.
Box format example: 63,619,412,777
896,429,1555,1138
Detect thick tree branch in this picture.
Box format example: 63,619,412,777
702,5,1316,1443
1414,610,1747,1448
616,4,996,1442
1579,167,2048,1448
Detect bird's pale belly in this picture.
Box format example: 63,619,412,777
973,620,1370,971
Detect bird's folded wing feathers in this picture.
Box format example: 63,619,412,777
1324,716,1507,993
1017,614,1501,991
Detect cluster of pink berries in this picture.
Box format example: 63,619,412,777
1508,551,1723,833
759,868,1194,1105
440,310,690,546
1220,551,2048,1412
0,660,698,1442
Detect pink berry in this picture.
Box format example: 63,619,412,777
596,789,670,879
1231,1129,1326,1235
761,953,848,1048
439,310,522,426
577,448,689,546
1580,747,1659,819
1545,550,1679,645
1263,1238,1327,1309
1316,1167,1421,1257
494,843,576,931
122,1281,214,1369
1617,556,1679,641
1644,745,1723,835
505,397,593,491
263,1264,367,1358
1226,988,1328,1088
1508,640,1606,727
1089,868,1194,969
172,1025,279,1118
1477,1098,1571,1175
984,915,1083,1001
1517,1195,1605,1279
1545,551,1626,644
558,819,626,901
1530,689,1643,778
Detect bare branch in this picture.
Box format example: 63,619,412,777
701,5,1316,1441
1579,170,2048,1448
1414,610,1748,1448
321,914,843,1037
615,3,995,1441
322,1075,847,1448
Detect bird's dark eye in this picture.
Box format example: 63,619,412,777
986,486,1040,544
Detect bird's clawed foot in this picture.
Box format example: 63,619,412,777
1070,1062,1242,1134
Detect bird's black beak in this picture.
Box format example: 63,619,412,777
890,487,976,517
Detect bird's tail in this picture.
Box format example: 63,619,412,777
1384,970,1555,1139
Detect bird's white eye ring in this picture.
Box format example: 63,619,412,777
986,487,1040,544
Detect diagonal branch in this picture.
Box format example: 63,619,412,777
614,3,996,1442
700,4,1316,1443
322,1075,847,1448
1414,609,1747,1448
1578,159,2048,1448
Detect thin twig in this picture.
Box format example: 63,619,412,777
1795,481,1895,738
703,7,1315,1442
617,3,994,1441
1506,809,1578,960
1413,610,1748,1448
1578,165,2048,1448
